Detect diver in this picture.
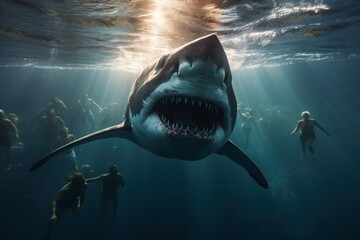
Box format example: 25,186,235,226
100,101,121,127
238,106,256,153
6,112,25,168
7,113,20,127
39,97,68,116
0,109,19,170
47,173,87,239
33,108,65,149
291,111,330,158
53,127,78,175
78,94,102,132
86,165,125,221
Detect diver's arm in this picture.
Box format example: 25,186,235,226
119,174,125,187
36,106,45,115
60,101,68,110
291,121,301,135
86,174,104,183
59,118,65,129
50,200,57,219
32,118,42,132
314,121,331,136
9,120,19,141
90,100,102,112
78,100,86,112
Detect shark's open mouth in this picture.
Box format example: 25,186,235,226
152,96,224,140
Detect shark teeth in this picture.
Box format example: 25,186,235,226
161,114,216,140
161,97,219,112
156,96,223,140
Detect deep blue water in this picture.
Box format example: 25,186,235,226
0,0,360,239
0,60,359,240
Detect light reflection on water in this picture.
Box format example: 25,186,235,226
0,0,359,71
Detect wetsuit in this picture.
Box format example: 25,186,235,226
101,174,124,200
0,120,13,148
300,120,315,144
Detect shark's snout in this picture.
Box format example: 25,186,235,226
177,60,227,87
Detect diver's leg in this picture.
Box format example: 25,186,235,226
301,142,306,156
55,204,66,221
46,213,55,239
307,139,315,158
5,145,12,170
299,135,307,157
112,196,118,217
88,110,95,131
71,204,80,217
47,206,64,239
97,196,107,222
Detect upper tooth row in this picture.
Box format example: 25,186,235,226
162,97,217,111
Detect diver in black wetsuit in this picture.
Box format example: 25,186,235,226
291,111,330,158
86,165,125,221
47,173,87,239
238,108,256,153
0,109,19,170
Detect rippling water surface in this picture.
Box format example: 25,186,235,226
1,0,359,71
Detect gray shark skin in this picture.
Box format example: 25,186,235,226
29,34,268,189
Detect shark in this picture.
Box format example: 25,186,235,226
29,34,268,189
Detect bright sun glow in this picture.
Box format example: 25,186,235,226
114,0,175,73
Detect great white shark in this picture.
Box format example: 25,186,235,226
29,34,268,189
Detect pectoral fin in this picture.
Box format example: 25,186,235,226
29,123,134,172
216,140,268,189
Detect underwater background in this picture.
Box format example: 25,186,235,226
0,0,359,240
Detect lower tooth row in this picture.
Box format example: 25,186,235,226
163,123,214,135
